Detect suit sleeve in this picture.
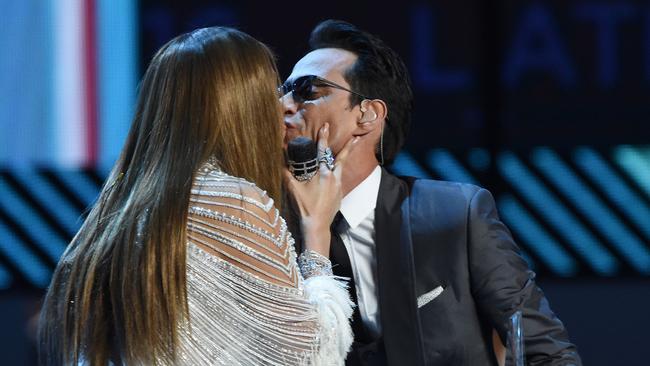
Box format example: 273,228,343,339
467,188,582,366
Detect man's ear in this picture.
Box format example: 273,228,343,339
358,99,387,125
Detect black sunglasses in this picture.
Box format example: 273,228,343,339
279,75,370,103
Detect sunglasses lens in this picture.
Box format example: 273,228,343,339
294,76,313,102
282,76,315,103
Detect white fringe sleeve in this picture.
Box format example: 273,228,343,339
303,275,355,366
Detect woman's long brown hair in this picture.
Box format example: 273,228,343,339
38,27,285,365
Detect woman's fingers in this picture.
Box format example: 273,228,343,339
283,167,294,186
317,123,330,156
283,168,306,212
316,123,332,174
331,136,359,179
334,136,359,166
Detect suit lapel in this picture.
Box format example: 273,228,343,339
375,170,425,365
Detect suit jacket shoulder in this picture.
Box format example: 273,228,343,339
391,173,582,365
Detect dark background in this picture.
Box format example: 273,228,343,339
2,0,649,364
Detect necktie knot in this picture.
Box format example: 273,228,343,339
331,211,345,231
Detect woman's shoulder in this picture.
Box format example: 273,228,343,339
190,165,281,241
187,163,298,287
192,164,273,209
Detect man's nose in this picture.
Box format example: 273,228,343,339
281,93,298,115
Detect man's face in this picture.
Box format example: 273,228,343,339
281,48,361,155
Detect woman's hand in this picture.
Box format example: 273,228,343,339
284,123,358,257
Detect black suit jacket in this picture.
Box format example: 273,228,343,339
343,169,581,366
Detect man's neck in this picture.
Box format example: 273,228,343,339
341,158,379,197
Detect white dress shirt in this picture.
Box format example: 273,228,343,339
337,165,382,339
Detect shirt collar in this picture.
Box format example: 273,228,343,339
340,165,382,229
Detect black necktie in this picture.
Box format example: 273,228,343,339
329,212,372,343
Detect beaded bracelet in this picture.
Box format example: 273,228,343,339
298,249,333,279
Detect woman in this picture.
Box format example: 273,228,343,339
38,27,354,365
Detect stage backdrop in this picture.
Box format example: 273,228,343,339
0,1,649,364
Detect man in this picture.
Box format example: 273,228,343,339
281,20,582,365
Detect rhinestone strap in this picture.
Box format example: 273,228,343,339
298,249,333,279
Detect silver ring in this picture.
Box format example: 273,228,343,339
319,148,335,170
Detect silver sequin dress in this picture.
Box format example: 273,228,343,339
176,165,354,365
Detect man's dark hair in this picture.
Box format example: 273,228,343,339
309,19,413,165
